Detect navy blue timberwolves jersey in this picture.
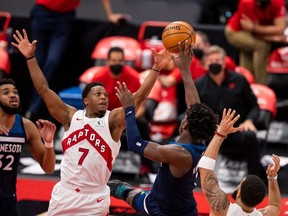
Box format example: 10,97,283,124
147,142,206,216
0,115,26,198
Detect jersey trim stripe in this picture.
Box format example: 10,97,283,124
0,137,25,143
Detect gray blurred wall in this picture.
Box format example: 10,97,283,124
1,0,215,24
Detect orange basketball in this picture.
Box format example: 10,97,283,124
162,21,196,53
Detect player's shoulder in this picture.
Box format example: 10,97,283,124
22,116,36,128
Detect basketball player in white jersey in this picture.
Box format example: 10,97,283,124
198,109,282,216
12,29,172,215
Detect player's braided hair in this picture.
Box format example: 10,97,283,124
186,103,218,142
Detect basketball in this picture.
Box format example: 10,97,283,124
162,21,196,53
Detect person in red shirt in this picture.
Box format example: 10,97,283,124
159,31,237,88
87,47,141,110
0,41,10,79
225,0,286,85
26,0,127,121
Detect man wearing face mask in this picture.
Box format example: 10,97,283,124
195,45,265,178
89,46,141,110
88,46,150,170
225,0,286,85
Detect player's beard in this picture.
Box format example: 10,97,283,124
0,101,21,114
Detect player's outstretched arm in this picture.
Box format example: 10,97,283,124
116,81,191,166
24,119,56,173
172,41,200,107
198,109,241,216
12,29,76,127
259,154,281,216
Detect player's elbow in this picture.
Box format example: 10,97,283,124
42,163,55,174
44,167,55,174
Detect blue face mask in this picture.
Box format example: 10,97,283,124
209,63,222,75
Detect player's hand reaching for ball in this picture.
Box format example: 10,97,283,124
115,81,134,109
12,29,36,59
172,40,194,72
151,48,172,71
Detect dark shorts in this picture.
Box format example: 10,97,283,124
132,190,150,216
0,195,19,216
132,191,166,216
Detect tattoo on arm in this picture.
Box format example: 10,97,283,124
203,171,230,213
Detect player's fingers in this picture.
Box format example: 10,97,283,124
178,41,183,53
227,110,236,121
122,82,129,92
116,81,124,92
225,108,232,118
23,29,28,39
0,127,9,135
35,121,42,130
272,154,280,167
222,108,227,119
13,33,20,43
16,30,23,40
11,42,18,47
232,114,240,124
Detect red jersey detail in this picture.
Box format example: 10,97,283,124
35,0,80,13
62,124,113,171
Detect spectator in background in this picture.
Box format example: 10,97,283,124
87,47,141,111
225,0,286,85
0,41,10,79
159,31,237,88
195,45,264,177
26,0,127,121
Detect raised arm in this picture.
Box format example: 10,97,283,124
259,154,281,216
115,82,192,169
24,119,56,174
12,29,76,128
172,41,200,107
198,109,241,216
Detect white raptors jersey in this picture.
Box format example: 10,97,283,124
60,110,121,191
227,203,263,216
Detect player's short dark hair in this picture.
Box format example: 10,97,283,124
107,47,124,59
0,78,16,88
186,103,218,141
82,82,105,105
240,174,267,207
